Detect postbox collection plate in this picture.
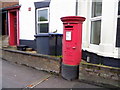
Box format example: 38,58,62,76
66,31,71,41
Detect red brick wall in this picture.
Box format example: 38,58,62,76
0,0,19,8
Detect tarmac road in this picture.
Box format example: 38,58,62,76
1,58,111,89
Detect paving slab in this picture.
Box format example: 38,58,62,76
2,59,50,88
36,75,103,88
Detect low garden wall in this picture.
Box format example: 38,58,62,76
79,62,120,88
1,49,60,73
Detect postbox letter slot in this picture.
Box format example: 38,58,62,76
65,26,73,28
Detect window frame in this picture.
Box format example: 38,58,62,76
90,1,102,46
36,7,49,34
118,15,120,18
117,0,120,19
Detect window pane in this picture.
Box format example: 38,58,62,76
92,2,102,17
90,20,101,45
118,1,120,15
38,23,49,33
38,9,48,21
116,18,120,47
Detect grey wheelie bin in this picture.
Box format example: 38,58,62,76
34,33,63,56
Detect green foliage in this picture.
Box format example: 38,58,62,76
38,16,47,21
57,55,62,58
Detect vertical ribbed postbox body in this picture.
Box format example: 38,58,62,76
61,16,85,80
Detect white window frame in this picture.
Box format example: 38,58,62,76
36,7,49,34
118,15,120,18
89,1,102,52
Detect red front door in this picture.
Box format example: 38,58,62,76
8,10,19,46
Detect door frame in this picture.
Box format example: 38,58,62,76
8,8,19,46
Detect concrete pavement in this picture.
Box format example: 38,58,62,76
2,58,110,89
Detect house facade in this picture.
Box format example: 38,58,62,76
77,0,120,67
19,0,76,49
18,0,120,67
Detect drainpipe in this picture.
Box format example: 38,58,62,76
76,0,78,16
0,11,2,35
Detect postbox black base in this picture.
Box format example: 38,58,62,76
61,63,79,81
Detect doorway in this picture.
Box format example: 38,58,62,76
8,10,19,46
2,12,8,36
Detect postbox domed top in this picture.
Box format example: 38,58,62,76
61,16,86,23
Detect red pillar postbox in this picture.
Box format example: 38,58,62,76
61,16,85,80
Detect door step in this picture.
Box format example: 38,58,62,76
26,48,33,51
17,45,28,51
17,45,35,53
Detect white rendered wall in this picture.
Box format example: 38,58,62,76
78,0,90,50
78,0,119,58
19,0,76,40
19,0,44,40
49,0,76,34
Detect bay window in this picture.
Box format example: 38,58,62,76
90,1,102,45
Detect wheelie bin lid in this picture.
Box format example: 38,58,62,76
34,33,63,37
49,33,63,36
34,33,49,37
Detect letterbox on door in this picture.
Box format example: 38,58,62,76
61,16,85,80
